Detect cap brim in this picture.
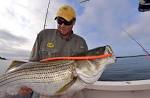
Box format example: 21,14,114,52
54,17,57,20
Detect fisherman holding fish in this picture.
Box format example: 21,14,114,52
17,5,88,98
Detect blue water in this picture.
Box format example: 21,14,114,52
100,56,150,81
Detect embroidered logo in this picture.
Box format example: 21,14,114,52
47,42,54,48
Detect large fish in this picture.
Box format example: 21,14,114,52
0,45,116,97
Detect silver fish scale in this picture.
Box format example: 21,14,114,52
0,60,76,95
0,60,74,81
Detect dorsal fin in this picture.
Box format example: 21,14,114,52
6,60,27,72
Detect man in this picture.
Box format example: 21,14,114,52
18,5,88,98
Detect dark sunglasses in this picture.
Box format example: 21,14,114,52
57,18,73,26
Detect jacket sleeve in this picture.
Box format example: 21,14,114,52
83,39,88,52
79,37,88,53
29,34,40,62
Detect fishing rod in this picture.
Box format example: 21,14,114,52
123,29,150,55
44,0,51,29
80,0,90,3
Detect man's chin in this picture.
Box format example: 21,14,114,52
60,32,68,36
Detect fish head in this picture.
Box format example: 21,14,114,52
75,45,116,84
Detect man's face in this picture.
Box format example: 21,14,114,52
57,17,75,36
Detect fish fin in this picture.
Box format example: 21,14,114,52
56,77,77,94
6,60,27,72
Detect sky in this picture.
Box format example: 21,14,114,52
0,0,150,59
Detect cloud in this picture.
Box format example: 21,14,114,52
0,0,70,59
0,30,30,59
76,0,134,37
73,0,150,56
0,49,30,60
0,0,70,40
120,12,150,55
0,0,150,58
124,12,150,41
0,30,28,44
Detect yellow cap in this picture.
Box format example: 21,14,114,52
56,5,76,21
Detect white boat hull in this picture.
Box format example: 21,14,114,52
75,80,150,98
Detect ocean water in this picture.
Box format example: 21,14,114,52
1,56,150,81
0,60,12,75
100,56,150,81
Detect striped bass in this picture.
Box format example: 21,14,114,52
0,45,116,97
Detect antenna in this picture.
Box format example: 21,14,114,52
123,29,150,55
44,0,51,29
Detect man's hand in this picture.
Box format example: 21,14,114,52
18,86,33,96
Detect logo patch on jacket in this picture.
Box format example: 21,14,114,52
47,42,54,48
